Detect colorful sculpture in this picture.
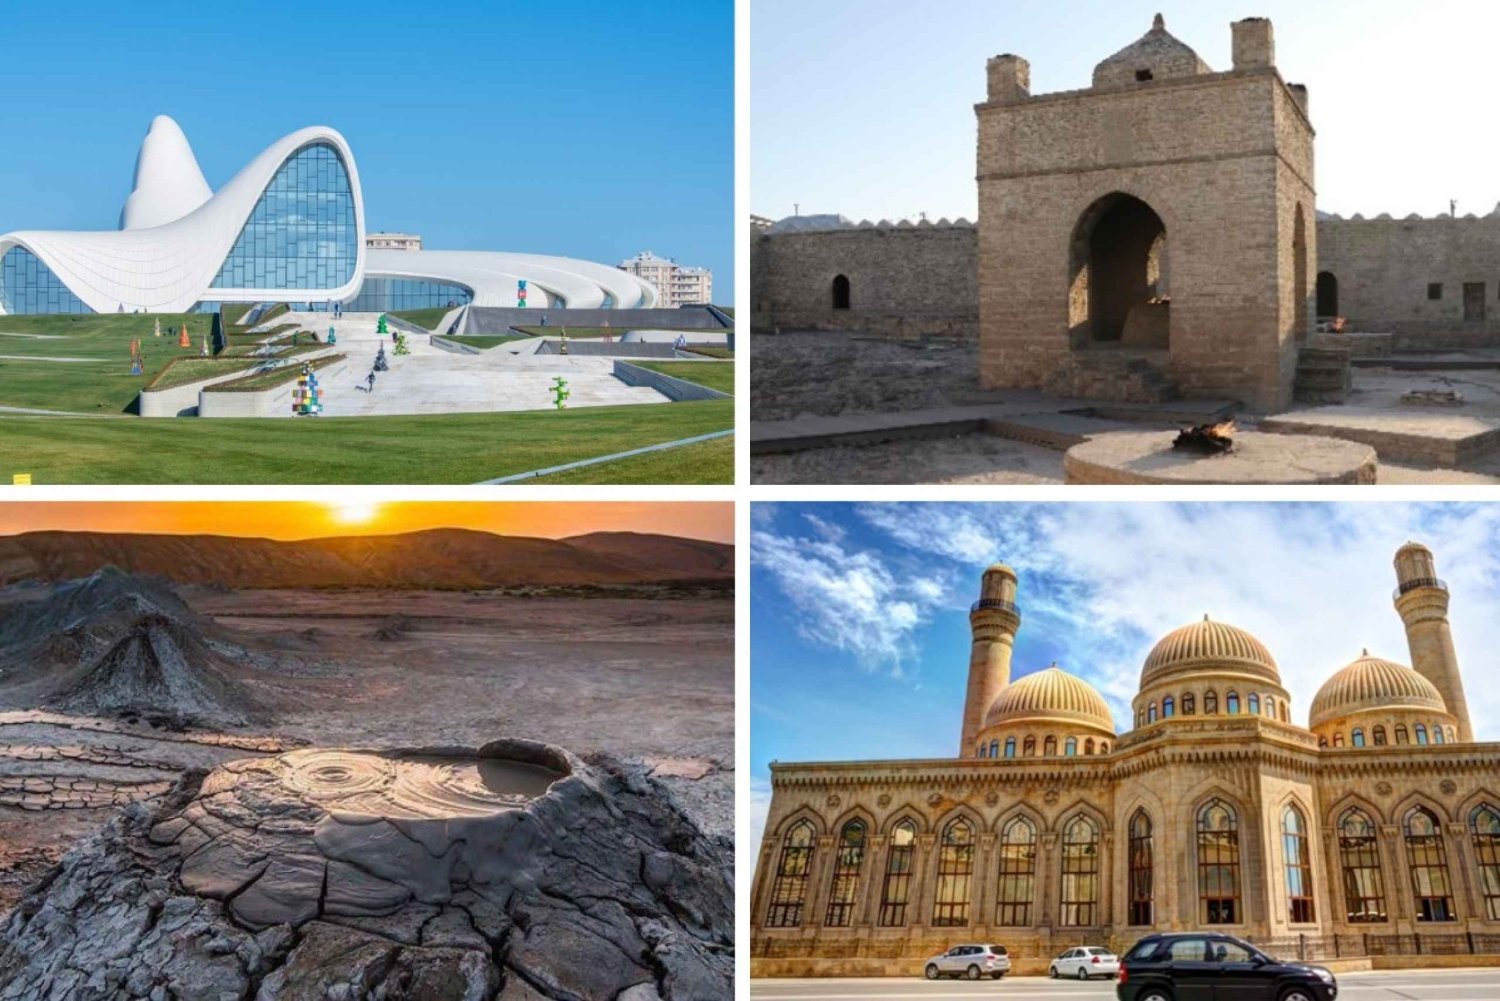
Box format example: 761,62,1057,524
199,333,209,358
153,318,161,338
393,332,410,356
292,364,323,416
374,346,389,372
551,376,570,410
328,325,337,346
376,314,389,336
129,338,144,376
178,324,190,348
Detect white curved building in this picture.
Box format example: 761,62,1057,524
0,116,657,316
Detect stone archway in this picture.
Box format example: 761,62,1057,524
1317,271,1339,318
1068,193,1169,350
831,274,851,310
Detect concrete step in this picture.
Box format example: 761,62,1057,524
1086,399,1238,425
985,412,1136,450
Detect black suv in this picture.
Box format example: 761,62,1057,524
1116,933,1337,1001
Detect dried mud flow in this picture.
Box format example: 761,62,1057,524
0,741,731,1000
0,570,734,1000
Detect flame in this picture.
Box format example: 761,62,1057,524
1206,420,1236,439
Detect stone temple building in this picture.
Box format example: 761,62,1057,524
750,542,1500,976
752,14,1500,407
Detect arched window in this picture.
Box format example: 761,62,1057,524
1339,809,1387,923
1448,726,1458,742
1100,742,1110,753
1004,737,1016,758
824,820,867,926
1248,693,1260,715
1405,807,1455,922
1280,703,1290,723
1183,692,1196,715
1266,696,1276,718
1395,724,1409,745
1085,738,1095,755
1163,696,1175,718
1472,804,1500,920
1434,725,1446,745
1060,815,1100,927
1065,737,1078,756
1023,735,1036,757
1318,737,1328,748
1317,270,1339,317
1416,724,1429,745
1148,701,1158,723
933,818,975,926
990,739,999,758
1226,691,1241,714
1205,690,1219,715
1128,809,1154,925
1044,735,1057,757
767,820,816,927
1333,732,1344,747
1198,798,1241,924
995,816,1036,926
879,820,917,926
1282,805,1315,923
1352,728,1365,748
1135,709,1144,728
831,274,851,309
977,743,986,758
1373,725,1387,746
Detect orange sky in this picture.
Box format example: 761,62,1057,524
0,502,732,544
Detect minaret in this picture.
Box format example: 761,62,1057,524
961,564,1021,756
1393,542,1473,741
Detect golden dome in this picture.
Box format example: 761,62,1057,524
1141,616,1280,687
984,563,1016,577
984,666,1115,734
1310,652,1447,728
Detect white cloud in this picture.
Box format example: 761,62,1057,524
848,503,1500,740
752,523,948,674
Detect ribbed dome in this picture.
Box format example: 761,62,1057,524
1141,616,1280,686
984,666,1115,733
1093,14,1212,89
1311,653,1447,727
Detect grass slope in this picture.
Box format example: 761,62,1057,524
0,399,733,484
0,313,214,412
391,307,455,332
634,361,734,395
526,434,733,484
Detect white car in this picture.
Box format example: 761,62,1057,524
922,944,1011,980
1049,946,1120,979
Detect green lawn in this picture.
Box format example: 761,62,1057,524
0,399,733,483
391,307,457,332
512,326,658,339
683,346,733,359
0,313,215,412
145,358,261,391
526,434,733,484
206,353,345,392
634,360,734,395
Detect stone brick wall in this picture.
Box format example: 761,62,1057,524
750,223,978,339
1319,213,1500,349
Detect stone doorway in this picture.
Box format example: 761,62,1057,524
1316,271,1339,318
1464,282,1485,322
1068,193,1169,350
832,274,851,310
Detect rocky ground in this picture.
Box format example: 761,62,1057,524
0,573,734,998
0,740,731,1000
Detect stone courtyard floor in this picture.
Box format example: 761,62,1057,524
751,331,1500,484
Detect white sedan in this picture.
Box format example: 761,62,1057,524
1049,946,1119,979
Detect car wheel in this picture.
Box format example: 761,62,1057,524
1281,992,1315,1001
924,964,938,980
966,964,980,980
1077,966,1089,980
1049,965,1058,978
1140,993,1173,1001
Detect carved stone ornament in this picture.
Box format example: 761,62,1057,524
985,791,1000,807
927,792,944,807
1375,781,1393,797
876,793,892,808
1440,779,1457,796
825,794,842,809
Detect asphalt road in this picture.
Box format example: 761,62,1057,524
751,968,1500,1000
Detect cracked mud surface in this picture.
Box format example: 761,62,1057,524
0,740,732,1000
0,573,734,996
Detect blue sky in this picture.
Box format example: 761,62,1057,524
0,0,732,300
751,502,1500,839
752,0,1500,225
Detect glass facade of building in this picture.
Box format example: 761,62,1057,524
210,142,357,292
0,246,92,314
345,276,472,312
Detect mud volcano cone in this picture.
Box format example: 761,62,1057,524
0,739,732,999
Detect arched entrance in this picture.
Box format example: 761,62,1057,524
1068,193,1168,349
1316,271,1339,318
831,274,851,310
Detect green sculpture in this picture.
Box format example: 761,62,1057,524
376,314,389,335
551,376,570,410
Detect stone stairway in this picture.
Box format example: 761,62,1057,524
1294,343,1353,404
1053,352,1180,404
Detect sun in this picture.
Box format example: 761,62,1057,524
329,501,380,526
